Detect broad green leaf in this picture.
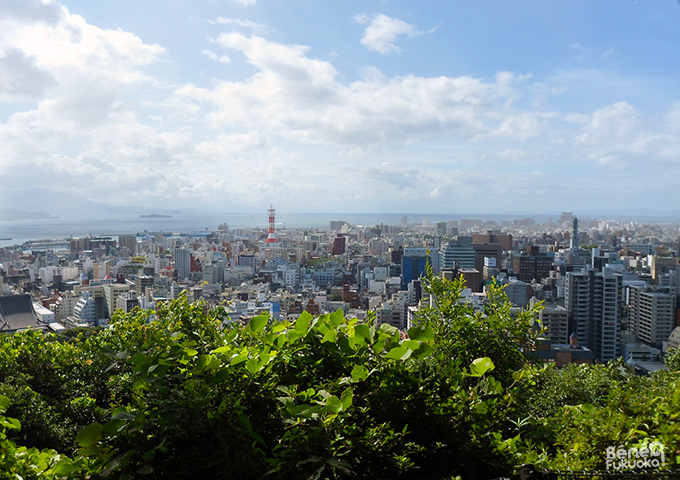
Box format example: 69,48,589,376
325,395,342,413
330,309,344,327
384,346,411,361
230,354,248,366
407,325,435,343
249,314,268,333
52,460,77,475
378,323,398,336
296,311,312,333
402,340,420,350
183,348,198,357
212,346,232,354
411,343,434,359
212,368,231,384
351,364,369,382
195,354,211,371
341,387,353,409
76,422,103,447
321,329,337,343
4,417,20,430
272,322,287,333
206,356,221,371
469,357,495,377
224,328,238,343
245,358,262,374
0,395,11,412
353,324,371,345
111,411,136,421
287,329,303,342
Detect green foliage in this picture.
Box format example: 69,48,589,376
0,274,678,478
665,347,680,371
416,262,541,385
544,371,680,470
0,394,88,479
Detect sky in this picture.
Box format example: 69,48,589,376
1,0,679,215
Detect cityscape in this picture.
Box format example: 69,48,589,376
2,208,680,373
1,0,679,476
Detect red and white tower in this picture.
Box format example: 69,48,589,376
266,205,278,244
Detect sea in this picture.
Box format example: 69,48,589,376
0,211,556,249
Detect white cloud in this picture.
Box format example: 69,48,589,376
202,49,231,64
1,2,677,213
355,13,419,54
212,17,270,34
173,33,540,150
575,102,679,168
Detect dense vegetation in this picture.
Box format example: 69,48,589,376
0,273,678,479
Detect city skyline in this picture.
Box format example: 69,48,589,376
1,0,679,214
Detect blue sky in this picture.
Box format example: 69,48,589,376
1,0,679,215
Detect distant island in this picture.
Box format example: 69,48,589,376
0,209,56,221
139,214,172,219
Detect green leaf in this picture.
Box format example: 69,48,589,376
4,417,20,431
52,459,78,475
0,395,11,413
296,311,312,333
272,322,287,333
224,328,238,343
325,395,342,413
321,329,337,343
245,358,262,375
384,346,412,361
402,339,420,350
330,309,344,327
230,354,248,366
249,314,268,334
195,354,211,371
351,364,369,382
353,324,371,345
341,387,353,410
378,323,398,336
212,346,231,354
407,325,435,343
287,329,303,342
469,357,495,377
111,411,136,421
411,343,434,359
76,422,103,447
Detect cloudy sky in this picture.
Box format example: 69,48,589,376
1,0,679,215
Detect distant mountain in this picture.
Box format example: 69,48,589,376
0,188,181,216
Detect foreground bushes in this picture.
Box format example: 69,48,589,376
0,277,678,478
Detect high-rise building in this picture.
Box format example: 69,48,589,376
538,305,569,344
472,231,513,251
650,256,677,284
565,267,622,361
118,235,137,255
331,236,346,256
512,252,553,283
73,291,95,324
135,274,155,296
103,284,131,319
174,249,191,280
440,240,475,269
627,285,675,348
